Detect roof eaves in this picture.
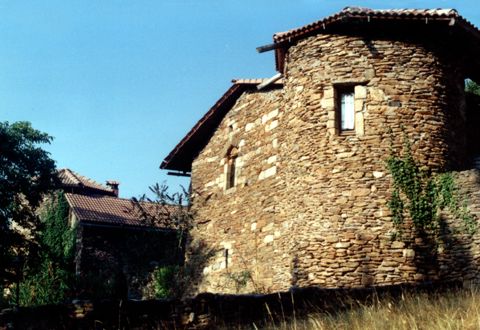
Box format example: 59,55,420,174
79,220,177,232
160,79,283,172
272,8,461,42
272,7,478,72
64,193,81,222
160,83,243,171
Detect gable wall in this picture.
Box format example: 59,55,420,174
190,88,288,293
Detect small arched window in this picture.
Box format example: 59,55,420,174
226,146,238,189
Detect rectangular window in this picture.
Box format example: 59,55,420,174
339,89,355,131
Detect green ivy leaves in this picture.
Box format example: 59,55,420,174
387,138,476,236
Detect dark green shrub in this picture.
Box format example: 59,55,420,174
153,265,179,298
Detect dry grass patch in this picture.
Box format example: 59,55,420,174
254,288,480,330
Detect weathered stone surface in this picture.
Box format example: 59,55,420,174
391,241,406,249
191,88,286,293
188,29,480,294
403,249,416,258
335,242,351,249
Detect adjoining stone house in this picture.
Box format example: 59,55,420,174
161,7,480,294
57,169,181,299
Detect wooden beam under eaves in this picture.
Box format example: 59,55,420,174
256,42,285,53
257,73,283,90
167,171,191,177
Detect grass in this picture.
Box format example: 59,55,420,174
255,287,480,330
4,285,480,329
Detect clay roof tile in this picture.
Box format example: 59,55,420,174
65,193,179,229
272,7,480,71
58,168,114,195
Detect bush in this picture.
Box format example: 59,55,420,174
153,265,179,299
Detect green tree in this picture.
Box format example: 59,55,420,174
0,121,57,302
131,184,215,299
16,192,75,306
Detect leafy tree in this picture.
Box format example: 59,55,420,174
16,192,75,306
132,183,193,239
131,184,215,299
0,121,57,301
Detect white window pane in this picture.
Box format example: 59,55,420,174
341,92,354,130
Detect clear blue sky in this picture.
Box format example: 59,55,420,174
2,0,479,198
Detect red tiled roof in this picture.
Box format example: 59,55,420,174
65,193,179,229
160,79,283,172
272,7,480,72
58,168,115,196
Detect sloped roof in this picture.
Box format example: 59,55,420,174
58,168,115,196
160,78,283,172
272,7,480,72
65,193,179,229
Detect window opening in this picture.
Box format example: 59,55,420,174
224,249,229,269
226,146,238,189
339,88,355,131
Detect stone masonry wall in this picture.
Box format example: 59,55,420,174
190,31,480,294
278,32,476,288
191,87,287,293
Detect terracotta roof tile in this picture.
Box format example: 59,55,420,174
58,168,114,196
273,7,473,41
272,7,480,72
65,193,179,229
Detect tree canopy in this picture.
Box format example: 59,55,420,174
0,121,58,291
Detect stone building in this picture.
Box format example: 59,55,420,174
161,8,480,293
58,169,181,299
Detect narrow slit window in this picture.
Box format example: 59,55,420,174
339,89,355,131
227,157,236,188
224,249,229,269
226,146,238,190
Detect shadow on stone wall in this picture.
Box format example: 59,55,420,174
173,238,217,299
410,191,476,284
437,216,474,281
466,93,480,168
411,221,472,283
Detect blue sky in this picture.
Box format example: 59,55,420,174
2,0,479,198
